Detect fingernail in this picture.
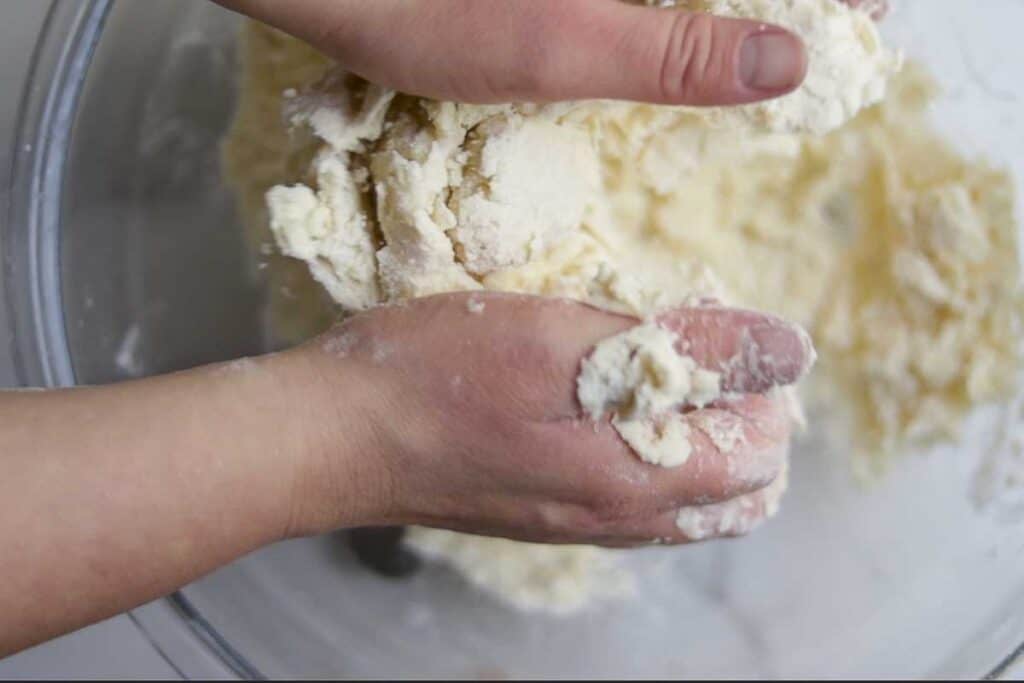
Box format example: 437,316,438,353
739,30,806,92
747,321,816,385
725,319,816,393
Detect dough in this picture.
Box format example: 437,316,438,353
404,530,635,615
577,321,721,467
222,0,1022,613
263,0,901,318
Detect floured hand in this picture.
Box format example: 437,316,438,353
290,293,814,547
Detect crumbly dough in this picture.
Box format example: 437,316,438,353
404,530,635,615
577,321,721,467
263,0,900,317
223,0,1022,613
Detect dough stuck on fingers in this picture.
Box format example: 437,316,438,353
576,309,816,469
674,461,790,541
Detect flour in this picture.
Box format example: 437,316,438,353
449,114,601,276
676,462,788,540
114,324,143,376
322,331,359,358
691,411,747,455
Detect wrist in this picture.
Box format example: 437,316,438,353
262,341,397,539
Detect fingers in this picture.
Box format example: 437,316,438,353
635,393,791,505
654,304,816,394
592,459,789,548
545,297,814,414
221,0,808,106
490,0,808,105
570,1,808,105
558,301,815,415
647,462,787,545
540,391,791,511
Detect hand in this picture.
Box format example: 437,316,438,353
291,293,814,547
216,0,817,106
0,293,812,653
217,0,884,106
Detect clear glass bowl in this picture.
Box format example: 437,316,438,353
4,0,1024,678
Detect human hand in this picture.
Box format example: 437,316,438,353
289,293,814,547
215,0,808,106
217,0,884,106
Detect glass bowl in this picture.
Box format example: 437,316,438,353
4,0,1024,678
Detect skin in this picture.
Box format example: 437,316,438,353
214,0,884,105
215,0,810,104
0,295,813,655
0,0,884,659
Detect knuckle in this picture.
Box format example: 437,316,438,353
518,305,577,372
585,482,648,522
499,53,549,101
495,5,569,99
522,46,563,100
542,505,607,538
658,12,721,102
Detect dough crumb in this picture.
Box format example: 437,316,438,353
466,297,486,314
577,321,721,468
115,324,143,376
691,411,747,455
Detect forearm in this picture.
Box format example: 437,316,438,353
0,349,352,655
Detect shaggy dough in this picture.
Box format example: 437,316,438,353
264,0,900,317
577,321,721,467
223,0,1022,612
404,530,635,615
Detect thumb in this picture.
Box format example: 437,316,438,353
537,0,808,105
218,0,807,106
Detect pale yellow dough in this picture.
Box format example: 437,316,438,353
577,321,721,468
222,0,1022,613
